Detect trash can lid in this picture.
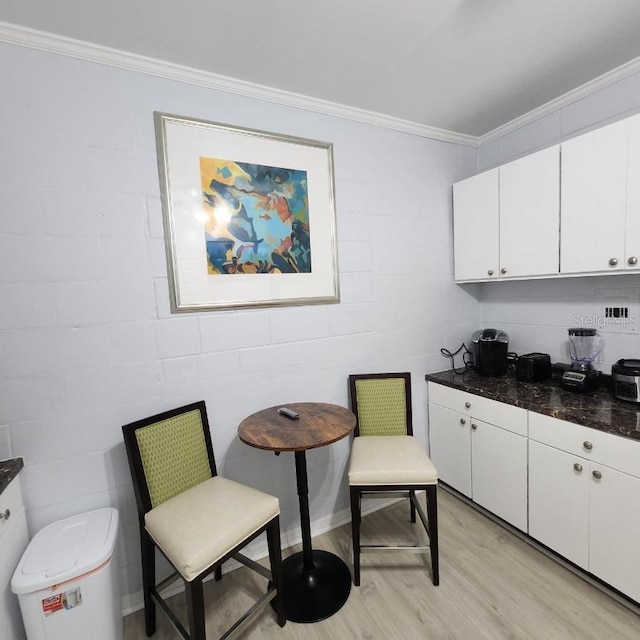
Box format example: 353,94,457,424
11,507,119,595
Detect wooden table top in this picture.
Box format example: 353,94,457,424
238,402,356,452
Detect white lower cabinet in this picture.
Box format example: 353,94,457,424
529,439,590,569
427,382,528,532
529,412,640,603
0,474,29,640
428,381,640,604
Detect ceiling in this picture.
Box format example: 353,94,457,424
2,0,640,141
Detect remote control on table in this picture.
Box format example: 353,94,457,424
277,407,300,419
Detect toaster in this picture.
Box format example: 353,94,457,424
516,353,552,382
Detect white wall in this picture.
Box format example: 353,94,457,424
472,73,640,372
0,41,478,610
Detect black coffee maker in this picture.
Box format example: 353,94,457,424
472,328,509,376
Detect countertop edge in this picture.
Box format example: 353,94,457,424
0,457,25,496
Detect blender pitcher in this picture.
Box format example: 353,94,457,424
568,327,604,369
561,327,604,393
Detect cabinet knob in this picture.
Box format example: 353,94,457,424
573,463,583,473
0,508,10,520
460,418,466,425
628,256,638,266
609,257,619,266
464,402,471,409
583,441,593,450
471,423,478,430
500,267,507,274
592,470,602,480
487,269,494,276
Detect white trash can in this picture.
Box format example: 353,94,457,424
11,508,121,640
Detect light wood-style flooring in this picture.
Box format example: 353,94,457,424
124,489,640,639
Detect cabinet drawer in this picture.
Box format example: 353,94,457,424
428,382,527,436
529,412,640,478
0,476,24,544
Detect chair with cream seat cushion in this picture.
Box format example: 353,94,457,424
348,372,439,587
122,401,285,640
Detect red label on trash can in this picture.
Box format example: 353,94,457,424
41,588,82,616
42,594,64,616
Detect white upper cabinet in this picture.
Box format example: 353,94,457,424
453,168,499,281
499,145,560,278
453,112,640,281
625,114,640,268
560,118,628,274
453,146,560,282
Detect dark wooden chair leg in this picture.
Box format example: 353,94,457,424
350,486,361,586
426,486,439,586
214,566,222,581
267,516,286,627
185,580,206,640
140,529,156,637
409,489,417,523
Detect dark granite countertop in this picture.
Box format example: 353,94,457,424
426,369,640,443
0,458,24,496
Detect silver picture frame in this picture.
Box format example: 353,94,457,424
154,112,340,312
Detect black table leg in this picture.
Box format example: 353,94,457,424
278,450,351,623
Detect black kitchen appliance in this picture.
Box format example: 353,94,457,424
560,327,603,393
472,328,509,377
516,353,552,382
611,359,640,403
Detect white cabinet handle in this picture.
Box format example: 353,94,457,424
500,267,507,274
573,463,583,472
460,418,466,425
471,423,478,430
0,508,10,520
583,441,593,450
592,470,602,480
609,257,619,266
487,269,494,276
464,402,471,409
628,256,638,266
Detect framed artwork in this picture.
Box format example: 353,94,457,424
154,112,340,312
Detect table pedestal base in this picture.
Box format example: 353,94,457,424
279,550,351,623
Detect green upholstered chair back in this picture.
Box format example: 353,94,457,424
349,373,413,437
123,401,215,513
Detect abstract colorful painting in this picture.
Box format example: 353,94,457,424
155,112,338,311
200,158,311,275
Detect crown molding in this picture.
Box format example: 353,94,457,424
479,55,640,146
0,21,478,147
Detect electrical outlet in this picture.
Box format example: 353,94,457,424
596,288,639,333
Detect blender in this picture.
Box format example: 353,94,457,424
560,327,604,393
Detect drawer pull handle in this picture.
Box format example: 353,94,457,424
609,257,619,266
464,402,471,409
583,441,593,450
573,463,583,472
592,470,602,480
0,508,10,520
471,423,478,431
460,418,466,425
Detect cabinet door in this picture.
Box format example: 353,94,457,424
499,146,559,278
0,505,28,640
528,440,589,569
625,114,640,269
561,119,628,274
453,168,499,281
589,464,640,602
471,419,527,531
428,402,471,497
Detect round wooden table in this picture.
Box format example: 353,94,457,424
238,402,356,623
